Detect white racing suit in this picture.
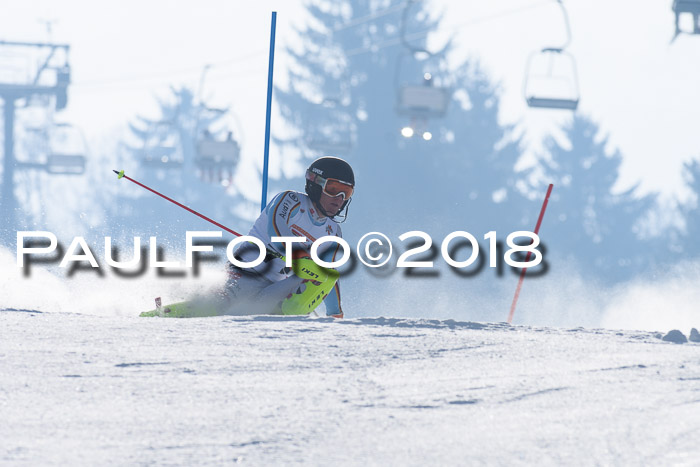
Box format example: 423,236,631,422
223,190,344,317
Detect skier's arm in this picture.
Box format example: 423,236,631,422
265,191,301,251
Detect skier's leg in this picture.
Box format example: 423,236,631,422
220,263,276,315
221,259,339,316
257,274,306,299
253,274,307,314
279,258,339,315
222,262,309,315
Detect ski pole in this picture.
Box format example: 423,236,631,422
507,183,553,324
112,169,285,261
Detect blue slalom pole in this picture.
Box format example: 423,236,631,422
260,11,277,211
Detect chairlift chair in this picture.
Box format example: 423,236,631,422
196,138,240,165
673,0,700,36
394,0,452,136
397,83,450,118
523,47,580,110
395,77,449,140
140,123,184,169
46,122,87,175
46,154,85,174
196,134,240,183
523,0,580,111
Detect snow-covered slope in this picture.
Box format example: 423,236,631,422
1,311,698,465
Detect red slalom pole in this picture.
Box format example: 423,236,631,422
507,183,554,324
113,169,243,237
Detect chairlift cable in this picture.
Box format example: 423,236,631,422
67,2,551,86
72,49,266,88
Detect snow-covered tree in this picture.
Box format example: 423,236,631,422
536,115,656,281
112,86,253,241
680,158,700,257
270,0,539,318
275,0,532,242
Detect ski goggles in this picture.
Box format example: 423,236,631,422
306,171,354,200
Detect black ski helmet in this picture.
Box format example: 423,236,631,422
305,156,355,220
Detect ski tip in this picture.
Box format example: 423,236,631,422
113,169,125,179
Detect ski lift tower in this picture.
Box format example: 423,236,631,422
0,39,71,243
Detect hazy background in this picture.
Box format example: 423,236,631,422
1,0,699,330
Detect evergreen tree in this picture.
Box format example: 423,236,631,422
536,115,656,281
443,60,530,235
273,0,535,318
680,158,700,257
275,0,532,241
113,86,254,242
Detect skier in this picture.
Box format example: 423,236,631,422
222,156,355,318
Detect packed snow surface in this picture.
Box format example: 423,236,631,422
1,311,699,465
